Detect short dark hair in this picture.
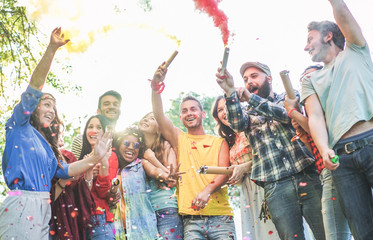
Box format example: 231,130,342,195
98,90,122,110
301,64,323,76
180,96,203,112
307,21,345,50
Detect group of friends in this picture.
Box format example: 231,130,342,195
0,0,373,239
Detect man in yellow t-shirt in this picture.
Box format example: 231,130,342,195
151,65,236,239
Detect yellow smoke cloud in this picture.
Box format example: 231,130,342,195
19,0,180,53
135,24,181,48
20,0,115,53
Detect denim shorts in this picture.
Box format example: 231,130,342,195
86,211,115,240
183,215,236,240
155,207,183,239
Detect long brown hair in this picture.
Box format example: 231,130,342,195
140,112,166,165
30,93,64,169
212,96,237,149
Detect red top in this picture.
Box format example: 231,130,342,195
50,150,96,240
90,151,119,222
307,134,324,174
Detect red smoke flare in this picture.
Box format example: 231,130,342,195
193,0,229,45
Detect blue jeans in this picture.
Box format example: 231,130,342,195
332,133,373,240
320,169,352,240
155,207,183,240
183,215,236,240
86,211,115,240
264,165,325,240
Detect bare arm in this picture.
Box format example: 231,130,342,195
328,0,365,46
29,27,69,90
143,148,169,173
192,140,230,211
227,161,252,185
98,149,111,177
305,94,338,170
151,64,180,149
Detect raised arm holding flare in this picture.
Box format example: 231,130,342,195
216,62,324,240
151,62,236,239
0,27,111,239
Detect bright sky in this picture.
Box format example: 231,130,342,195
19,0,373,132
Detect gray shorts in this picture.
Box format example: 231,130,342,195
0,190,51,240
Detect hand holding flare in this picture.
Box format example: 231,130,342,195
151,50,178,93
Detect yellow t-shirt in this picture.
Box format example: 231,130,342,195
177,131,233,216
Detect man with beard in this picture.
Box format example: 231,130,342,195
151,63,236,240
300,0,373,238
216,62,325,240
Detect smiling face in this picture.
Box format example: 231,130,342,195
216,98,230,127
86,117,103,147
97,95,121,122
243,67,271,98
119,135,140,164
36,94,56,128
304,30,330,63
180,100,205,130
139,113,159,135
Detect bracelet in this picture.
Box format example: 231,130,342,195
288,108,297,118
57,181,66,189
149,79,165,94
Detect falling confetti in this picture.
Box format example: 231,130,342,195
299,182,307,187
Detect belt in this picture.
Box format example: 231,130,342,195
182,215,213,220
333,136,373,155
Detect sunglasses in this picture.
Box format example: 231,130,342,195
123,140,140,149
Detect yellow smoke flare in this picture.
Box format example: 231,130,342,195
63,25,112,53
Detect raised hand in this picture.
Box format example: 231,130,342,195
152,63,168,84
216,67,235,96
93,131,112,160
49,27,70,49
166,163,185,188
236,87,251,102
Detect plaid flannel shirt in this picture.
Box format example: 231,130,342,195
225,91,314,183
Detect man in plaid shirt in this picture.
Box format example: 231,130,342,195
216,62,325,240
